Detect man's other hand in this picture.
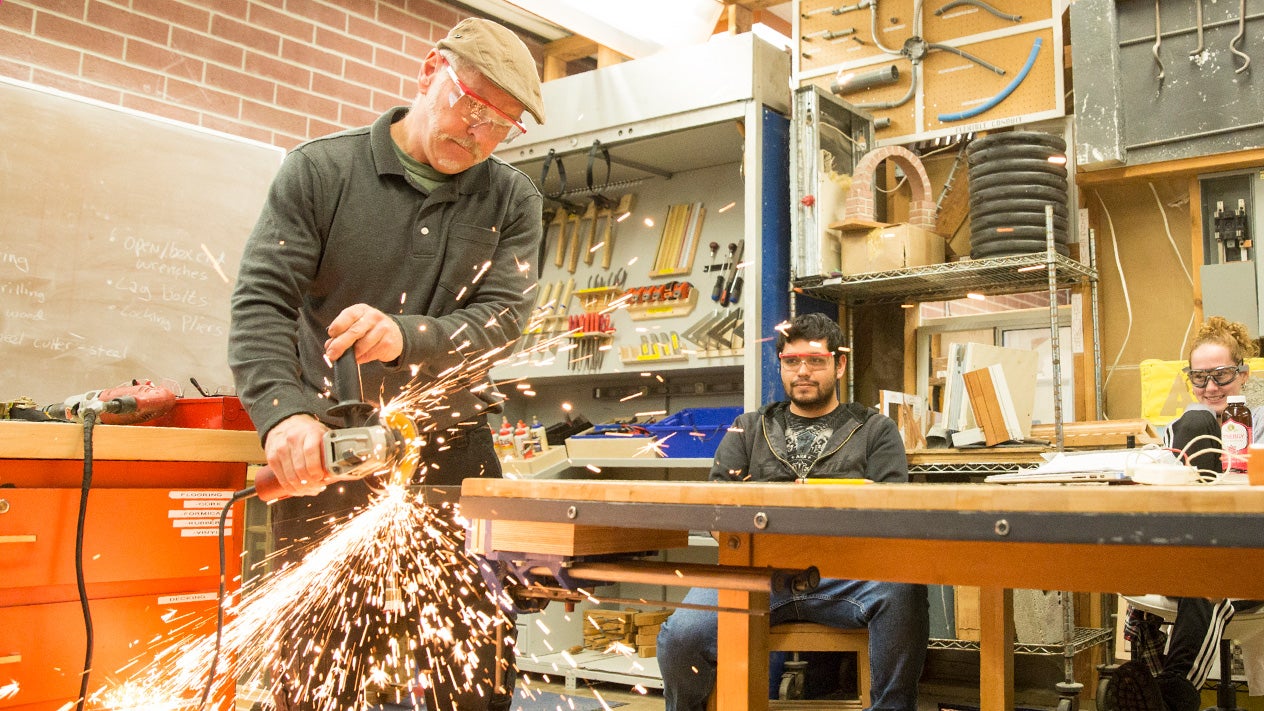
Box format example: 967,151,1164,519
325,303,404,364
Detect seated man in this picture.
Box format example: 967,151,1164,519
656,312,929,711
1106,316,1264,711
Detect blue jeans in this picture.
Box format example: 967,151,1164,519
657,579,929,711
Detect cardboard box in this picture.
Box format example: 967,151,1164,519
837,223,944,275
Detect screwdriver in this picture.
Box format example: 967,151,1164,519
712,243,735,303
720,240,743,306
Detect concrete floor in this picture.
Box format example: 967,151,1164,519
528,680,664,710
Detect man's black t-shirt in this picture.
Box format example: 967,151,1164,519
781,405,847,479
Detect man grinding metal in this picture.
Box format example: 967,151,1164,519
228,17,544,711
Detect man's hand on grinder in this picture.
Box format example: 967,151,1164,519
264,413,331,497
325,303,403,364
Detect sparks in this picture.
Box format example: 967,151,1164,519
198,244,230,283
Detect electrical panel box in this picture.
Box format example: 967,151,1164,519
789,85,873,281
1200,170,1264,337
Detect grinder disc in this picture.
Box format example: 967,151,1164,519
382,409,420,486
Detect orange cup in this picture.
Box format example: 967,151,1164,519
1249,444,1264,485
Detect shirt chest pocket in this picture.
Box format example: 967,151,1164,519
437,222,500,300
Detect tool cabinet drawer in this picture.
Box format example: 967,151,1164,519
0,590,224,709
0,488,242,602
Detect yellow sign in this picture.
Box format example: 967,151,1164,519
1140,358,1264,425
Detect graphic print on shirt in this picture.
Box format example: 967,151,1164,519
784,414,837,479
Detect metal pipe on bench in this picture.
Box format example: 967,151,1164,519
528,560,820,593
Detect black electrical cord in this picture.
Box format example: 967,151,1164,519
198,486,259,710
75,409,98,711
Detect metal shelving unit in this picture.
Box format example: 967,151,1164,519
793,253,1097,306
930,626,1114,656
793,234,1103,709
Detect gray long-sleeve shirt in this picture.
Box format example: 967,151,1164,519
229,107,542,441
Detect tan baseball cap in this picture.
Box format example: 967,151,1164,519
438,18,546,126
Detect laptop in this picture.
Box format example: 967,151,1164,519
983,449,1152,484
984,469,1133,484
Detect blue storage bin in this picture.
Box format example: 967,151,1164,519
645,406,743,458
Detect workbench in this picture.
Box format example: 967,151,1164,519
0,421,264,711
460,478,1264,711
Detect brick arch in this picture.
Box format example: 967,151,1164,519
843,146,937,230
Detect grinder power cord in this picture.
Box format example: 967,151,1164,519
201,352,420,707
58,384,175,711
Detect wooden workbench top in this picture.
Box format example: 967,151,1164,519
464,477,1264,516
0,420,265,463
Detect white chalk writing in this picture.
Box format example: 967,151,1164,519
0,252,30,273
118,303,173,332
0,332,129,360
0,281,46,304
4,308,45,322
121,234,226,268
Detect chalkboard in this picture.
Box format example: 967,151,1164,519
0,79,284,405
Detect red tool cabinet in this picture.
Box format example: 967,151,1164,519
0,422,263,711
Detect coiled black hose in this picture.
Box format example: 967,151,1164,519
966,131,1069,258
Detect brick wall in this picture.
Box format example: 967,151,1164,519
0,0,543,149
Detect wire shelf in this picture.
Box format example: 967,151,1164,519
910,462,1041,476
929,626,1113,655
793,253,1097,306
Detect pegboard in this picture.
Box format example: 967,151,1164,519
793,0,1065,146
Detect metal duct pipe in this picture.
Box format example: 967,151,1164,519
831,65,900,96
526,560,821,593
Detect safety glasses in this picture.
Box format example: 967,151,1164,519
442,59,526,143
1182,363,1247,388
779,353,835,371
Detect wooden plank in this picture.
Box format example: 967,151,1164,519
544,35,599,63
747,534,1264,600
0,421,263,462
955,586,981,641
542,54,567,83
725,0,786,10
935,166,970,238
1028,418,1160,447
595,45,627,68
462,478,1264,516
717,533,769,711
725,3,753,34
979,587,1014,711
1077,147,1264,186
488,520,687,557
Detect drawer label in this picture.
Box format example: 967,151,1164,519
172,518,229,528
182,500,233,509
157,592,217,605
180,528,231,537
168,490,233,499
168,509,228,518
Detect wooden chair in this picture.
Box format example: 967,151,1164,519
769,623,871,710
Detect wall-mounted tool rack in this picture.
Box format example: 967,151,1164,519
492,33,792,411
792,0,1065,146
